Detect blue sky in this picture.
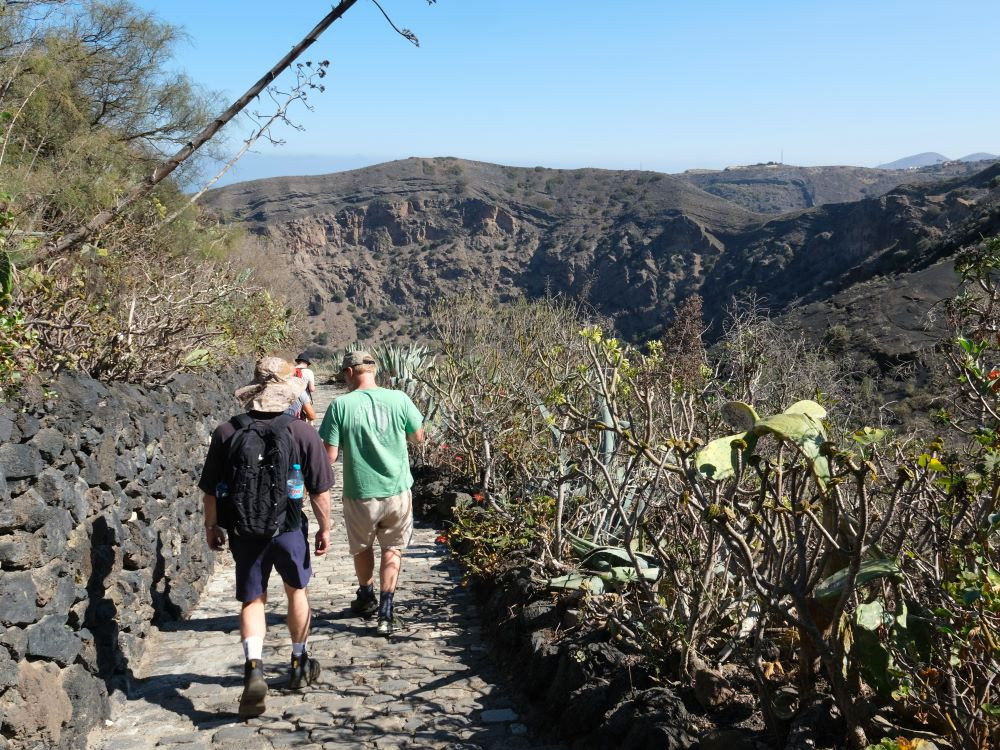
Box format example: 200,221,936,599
131,0,1000,183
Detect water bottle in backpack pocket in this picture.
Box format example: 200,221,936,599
222,413,299,537
286,463,305,530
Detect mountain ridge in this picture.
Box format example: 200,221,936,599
878,151,998,170
203,156,1000,369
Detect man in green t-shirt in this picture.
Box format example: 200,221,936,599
319,349,425,636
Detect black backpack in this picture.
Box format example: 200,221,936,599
220,413,300,537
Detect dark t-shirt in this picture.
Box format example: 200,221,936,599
198,412,334,498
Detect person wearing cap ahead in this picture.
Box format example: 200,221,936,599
198,357,333,717
319,349,425,636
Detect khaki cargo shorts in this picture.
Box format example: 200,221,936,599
342,488,413,556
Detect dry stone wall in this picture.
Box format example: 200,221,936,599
0,369,246,750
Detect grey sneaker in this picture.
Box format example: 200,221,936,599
238,659,267,718
288,652,321,690
350,587,378,617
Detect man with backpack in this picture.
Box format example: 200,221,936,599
319,350,424,636
198,357,333,718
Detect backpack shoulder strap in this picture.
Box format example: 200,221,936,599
231,413,254,431
269,412,294,433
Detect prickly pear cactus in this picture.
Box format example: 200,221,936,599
696,399,828,482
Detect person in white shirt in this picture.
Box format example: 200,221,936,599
294,353,317,398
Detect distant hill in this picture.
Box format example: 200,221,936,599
959,152,998,162
203,157,1000,376
676,161,987,214
878,152,950,169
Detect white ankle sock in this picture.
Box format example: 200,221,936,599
243,636,264,661
291,642,306,657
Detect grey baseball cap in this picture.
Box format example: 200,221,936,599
341,350,377,370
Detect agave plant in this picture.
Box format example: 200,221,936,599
368,342,437,416
373,342,435,387
549,531,660,594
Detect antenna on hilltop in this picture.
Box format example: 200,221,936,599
780,148,784,164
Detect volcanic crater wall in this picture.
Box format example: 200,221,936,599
0,370,244,749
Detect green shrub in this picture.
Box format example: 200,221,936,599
422,275,1000,749
445,495,555,583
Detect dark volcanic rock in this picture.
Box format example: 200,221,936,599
61,664,109,747
0,571,38,625
34,568,78,618
694,660,736,709
523,631,560,699
601,687,697,750
26,615,82,666
0,530,44,569
35,469,88,524
520,600,559,631
0,367,245,746
29,427,64,461
39,506,74,561
0,647,18,690
545,649,590,709
0,488,49,531
15,412,38,440
0,443,42,479
785,695,843,750
557,683,609,737
700,728,764,750
0,407,13,443
0,624,28,659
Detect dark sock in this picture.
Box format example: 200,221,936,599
358,583,375,599
378,591,394,620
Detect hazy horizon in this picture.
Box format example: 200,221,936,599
130,0,1000,188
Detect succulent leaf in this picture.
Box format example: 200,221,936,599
548,573,605,594
782,399,827,420
695,431,758,480
814,558,903,600
720,401,759,431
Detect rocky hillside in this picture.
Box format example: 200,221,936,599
676,160,995,213
202,157,1000,363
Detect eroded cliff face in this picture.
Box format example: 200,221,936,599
254,192,531,344
203,157,1000,353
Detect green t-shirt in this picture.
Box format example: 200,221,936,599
319,387,423,500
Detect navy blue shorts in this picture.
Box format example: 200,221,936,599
229,517,312,603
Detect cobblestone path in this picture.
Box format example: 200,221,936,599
88,386,561,750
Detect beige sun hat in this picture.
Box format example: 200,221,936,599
235,356,306,412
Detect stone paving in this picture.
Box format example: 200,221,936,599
87,386,562,750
